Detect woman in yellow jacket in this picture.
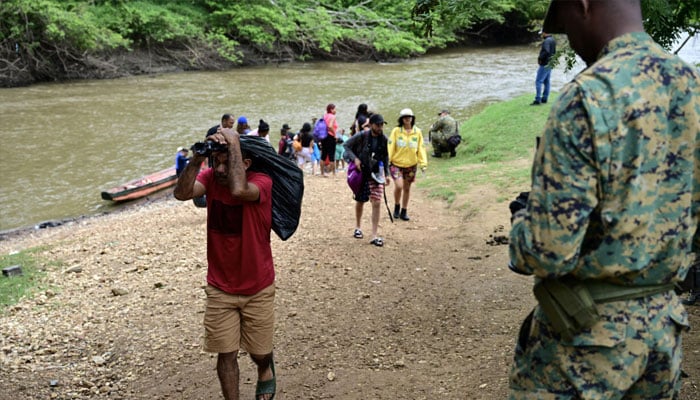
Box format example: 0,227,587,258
388,108,428,221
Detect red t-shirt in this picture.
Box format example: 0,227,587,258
196,168,274,295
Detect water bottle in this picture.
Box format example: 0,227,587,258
372,161,386,184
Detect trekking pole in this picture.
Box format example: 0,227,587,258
376,160,394,223
383,186,394,223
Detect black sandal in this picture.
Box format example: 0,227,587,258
370,237,384,247
353,229,363,239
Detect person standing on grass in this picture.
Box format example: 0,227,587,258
507,0,700,398
173,129,278,400
343,113,391,247
388,108,427,221
531,31,556,106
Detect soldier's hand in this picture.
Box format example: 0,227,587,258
509,192,529,215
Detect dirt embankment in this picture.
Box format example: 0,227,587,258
0,174,698,399
1,40,396,88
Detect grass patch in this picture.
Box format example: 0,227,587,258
0,248,51,310
419,93,553,204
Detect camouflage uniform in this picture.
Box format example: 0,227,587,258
509,32,700,398
428,114,457,155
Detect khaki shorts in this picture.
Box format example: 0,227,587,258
203,284,275,355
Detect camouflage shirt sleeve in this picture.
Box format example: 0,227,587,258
509,84,597,279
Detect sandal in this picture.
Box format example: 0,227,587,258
370,237,384,247
353,228,363,239
255,358,276,400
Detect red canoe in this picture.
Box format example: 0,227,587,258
101,167,177,202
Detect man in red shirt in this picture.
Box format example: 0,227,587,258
174,128,276,400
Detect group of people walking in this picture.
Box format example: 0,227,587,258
267,102,459,248
170,1,700,398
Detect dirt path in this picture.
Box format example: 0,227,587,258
1,171,698,399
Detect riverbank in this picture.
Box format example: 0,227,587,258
1,0,546,88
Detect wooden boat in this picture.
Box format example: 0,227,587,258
101,167,177,202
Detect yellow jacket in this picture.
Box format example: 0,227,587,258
388,126,427,169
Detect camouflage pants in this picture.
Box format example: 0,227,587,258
509,291,689,400
430,132,452,154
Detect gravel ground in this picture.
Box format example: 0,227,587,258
1,172,698,399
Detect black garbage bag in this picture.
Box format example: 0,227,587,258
240,136,304,241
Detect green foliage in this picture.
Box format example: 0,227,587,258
370,28,425,56
2,0,698,86
0,249,47,310
1,0,129,51
642,0,700,52
205,30,242,63
413,0,550,36
202,0,427,56
98,1,206,46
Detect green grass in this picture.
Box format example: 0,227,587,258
418,93,553,205
0,248,50,310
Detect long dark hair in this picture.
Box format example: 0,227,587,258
355,103,368,119
397,116,415,128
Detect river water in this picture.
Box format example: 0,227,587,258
1,37,699,232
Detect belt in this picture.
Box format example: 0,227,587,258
575,279,675,303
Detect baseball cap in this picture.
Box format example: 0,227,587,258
369,114,385,125
438,109,449,115
177,146,187,152
237,116,248,124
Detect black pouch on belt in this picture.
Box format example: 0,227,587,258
533,278,599,341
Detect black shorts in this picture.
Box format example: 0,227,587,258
321,136,336,162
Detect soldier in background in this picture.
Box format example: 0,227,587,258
428,109,458,158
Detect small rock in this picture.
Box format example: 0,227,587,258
92,356,106,365
49,380,59,387
111,288,129,296
63,266,83,274
327,371,335,381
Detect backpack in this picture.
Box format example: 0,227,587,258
313,118,328,141
447,124,462,148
